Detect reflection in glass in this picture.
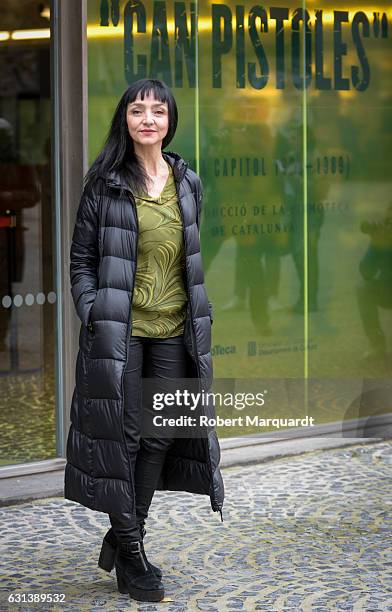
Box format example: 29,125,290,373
0,2,56,466
86,0,392,432
356,204,392,364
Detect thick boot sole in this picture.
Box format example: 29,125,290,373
98,537,163,579
116,570,165,602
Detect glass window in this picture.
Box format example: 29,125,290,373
0,1,57,465
87,1,392,436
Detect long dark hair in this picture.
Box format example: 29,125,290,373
84,78,178,195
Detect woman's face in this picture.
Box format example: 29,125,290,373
126,91,169,148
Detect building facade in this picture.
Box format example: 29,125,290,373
0,0,391,477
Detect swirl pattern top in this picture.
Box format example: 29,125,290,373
131,161,187,338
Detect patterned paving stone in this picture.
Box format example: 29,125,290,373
0,441,391,611
0,371,56,465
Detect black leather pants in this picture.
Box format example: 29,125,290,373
109,334,188,542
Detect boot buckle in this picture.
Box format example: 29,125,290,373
129,541,142,553
119,540,142,555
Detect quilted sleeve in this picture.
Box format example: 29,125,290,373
195,176,203,232
195,176,213,325
69,185,99,327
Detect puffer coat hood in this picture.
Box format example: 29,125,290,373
64,150,225,521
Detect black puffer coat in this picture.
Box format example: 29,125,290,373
64,150,225,521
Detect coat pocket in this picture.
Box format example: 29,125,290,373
208,300,214,325
86,293,98,332
79,321,94,355
183,302,196,359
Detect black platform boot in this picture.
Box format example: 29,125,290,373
115,541,165,602
98,526,163,578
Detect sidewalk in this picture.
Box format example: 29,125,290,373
1,440,391,611
1,413,390,507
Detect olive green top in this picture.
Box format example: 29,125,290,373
131,161,188,338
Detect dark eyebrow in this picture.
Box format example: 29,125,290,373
129,102,166,108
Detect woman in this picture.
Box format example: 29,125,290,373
64,78,225,603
